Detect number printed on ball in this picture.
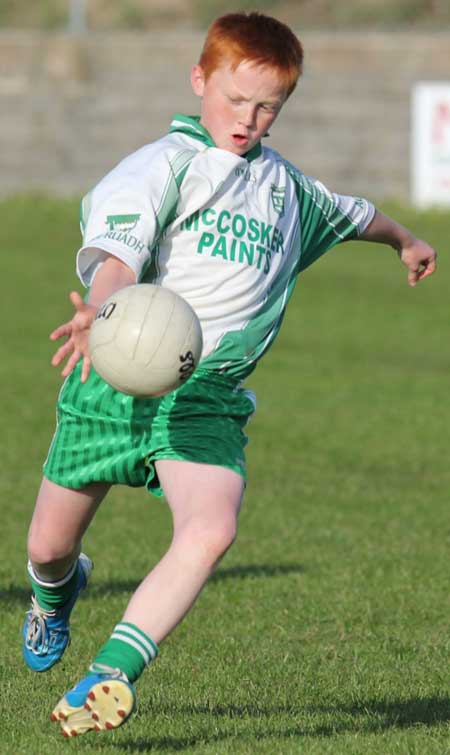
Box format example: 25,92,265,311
89,284,203,397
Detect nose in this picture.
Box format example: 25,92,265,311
238,104,257,129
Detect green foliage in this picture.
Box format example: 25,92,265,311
0,0,67,29
325,0,449,27
1,196,449,753
191,0,279,28
0,0,450,29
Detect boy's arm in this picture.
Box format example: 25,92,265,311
50,253,135,382
359,209,437,287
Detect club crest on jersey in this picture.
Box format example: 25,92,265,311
106,213,141,232
270,185,285,217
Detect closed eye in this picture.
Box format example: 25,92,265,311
260,102,281,113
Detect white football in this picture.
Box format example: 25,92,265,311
89,284,203,397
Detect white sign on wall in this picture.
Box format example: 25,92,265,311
411,82,450,207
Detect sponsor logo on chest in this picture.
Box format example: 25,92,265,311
270,185,286,217
180,207,285,276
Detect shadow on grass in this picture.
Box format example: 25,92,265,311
0,563,305,605
152,696,450,727
210,562,305,582
111,696,450,751
321,696,450,726
0,585,30,603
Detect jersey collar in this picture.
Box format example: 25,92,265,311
168,114,262,162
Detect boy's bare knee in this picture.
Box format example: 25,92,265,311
177,515,238,566
27,530,79,571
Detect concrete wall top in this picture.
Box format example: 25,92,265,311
1,30,449,200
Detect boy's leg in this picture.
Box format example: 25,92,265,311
51,459,244,737
23,477,110,671
121,459,244,641
28,477,109,575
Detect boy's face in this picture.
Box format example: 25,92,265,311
191,60,287,156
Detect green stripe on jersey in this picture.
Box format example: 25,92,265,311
200,222,301,379
201,165,367,379
141,148,195,282
79,191,93,234
288,167,361,272
154,149,195,234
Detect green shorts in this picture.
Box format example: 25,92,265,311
43,365,256,497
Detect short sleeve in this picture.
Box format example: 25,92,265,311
289,171,376,273
76,142,192,288
77,188,155,287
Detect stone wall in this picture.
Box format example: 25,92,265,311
1,30,449,200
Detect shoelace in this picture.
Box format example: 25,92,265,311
88,662,129,682
25,595,56,651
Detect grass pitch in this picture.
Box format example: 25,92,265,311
1,196,449,754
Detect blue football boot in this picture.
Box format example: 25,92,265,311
50,665,136,737
22,553,93,671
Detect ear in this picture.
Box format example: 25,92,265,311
190,65,205,97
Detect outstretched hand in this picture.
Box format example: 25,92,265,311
50,291,97,382
399,238,437,287
359,210,437,287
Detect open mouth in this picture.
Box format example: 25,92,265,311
232,133,250,147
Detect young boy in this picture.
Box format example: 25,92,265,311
23,12,436,737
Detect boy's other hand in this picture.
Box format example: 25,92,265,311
50,291,97,382
359,210,437,287
398,238,437,287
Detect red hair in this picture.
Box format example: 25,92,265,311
199,13,303,97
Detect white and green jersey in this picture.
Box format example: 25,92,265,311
78,114,375,381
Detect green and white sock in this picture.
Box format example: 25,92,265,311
27,559,79,611
89,622,159,683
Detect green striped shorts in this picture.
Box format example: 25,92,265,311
44,365,256,497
